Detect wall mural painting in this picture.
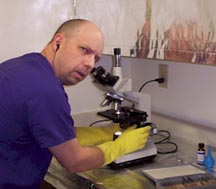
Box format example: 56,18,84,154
136,0,216,64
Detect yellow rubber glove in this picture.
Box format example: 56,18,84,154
97,126,151,165
75,124,122,146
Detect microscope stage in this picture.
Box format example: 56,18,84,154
98,107,148,129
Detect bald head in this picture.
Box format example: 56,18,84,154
51,19,104,41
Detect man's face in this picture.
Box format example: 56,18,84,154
53,23,104,85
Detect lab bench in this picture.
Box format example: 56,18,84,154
44,135,216,189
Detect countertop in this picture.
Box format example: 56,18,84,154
45,135,216,189
44,112,216,189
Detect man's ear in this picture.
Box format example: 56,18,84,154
53,33,63,52
56,44,60,52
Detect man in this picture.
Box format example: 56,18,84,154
0,19,150,188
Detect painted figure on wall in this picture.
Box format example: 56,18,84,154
136,0,216,64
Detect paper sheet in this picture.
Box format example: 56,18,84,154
142,164,206,180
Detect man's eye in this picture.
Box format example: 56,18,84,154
80,47,88,53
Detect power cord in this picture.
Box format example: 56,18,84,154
138,78,165,92
154,130,178,154
138,78,177,154
89,119,111,127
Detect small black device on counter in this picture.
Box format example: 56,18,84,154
197,143,205,165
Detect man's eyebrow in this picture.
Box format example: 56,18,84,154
86,46,101,62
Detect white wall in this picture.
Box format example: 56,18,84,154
131,58,216,129
0,0,73,62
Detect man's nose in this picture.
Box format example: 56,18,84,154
85,54,95,69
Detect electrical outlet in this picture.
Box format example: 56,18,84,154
159,64,168,88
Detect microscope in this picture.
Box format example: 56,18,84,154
91,48,157,168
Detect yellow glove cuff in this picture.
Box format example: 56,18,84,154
76,124,121,146
97,141,119,165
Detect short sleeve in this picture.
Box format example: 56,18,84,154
25,84,76,148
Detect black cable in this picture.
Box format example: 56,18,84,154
154,130,171,144
156,142,178,154
154,130,178,154
89,119,111,127
138,78,177,153
138,78,165,92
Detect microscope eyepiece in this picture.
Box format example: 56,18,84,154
91,66,119,87
114,48,121,55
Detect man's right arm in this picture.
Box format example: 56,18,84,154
49,138,105,173
49,126,151,173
